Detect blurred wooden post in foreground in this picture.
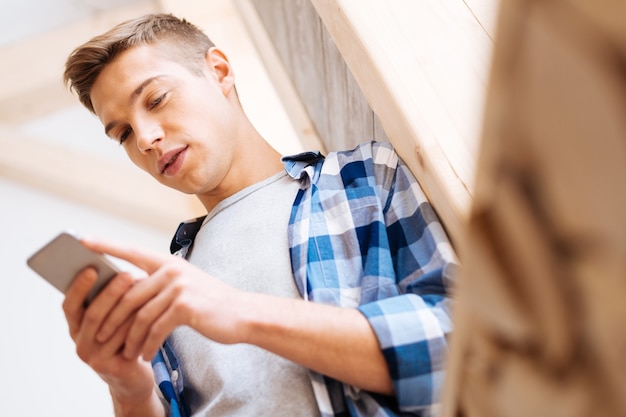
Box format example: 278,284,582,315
441,0,626,416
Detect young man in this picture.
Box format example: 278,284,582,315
62,13,457,417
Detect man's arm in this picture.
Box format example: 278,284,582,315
81,239,393,393
81,238,450,399
238,292,394,395
283,141,456,408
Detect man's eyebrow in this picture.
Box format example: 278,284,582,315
104,75,165,137
130,76,164,102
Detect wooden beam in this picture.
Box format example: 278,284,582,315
0,125,204,232
311,0,497,245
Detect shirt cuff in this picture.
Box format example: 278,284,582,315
358,293,452,410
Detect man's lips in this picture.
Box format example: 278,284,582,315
158,146,188,175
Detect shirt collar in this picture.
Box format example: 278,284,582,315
169,215,206,255
169,150,325,256
281,150,325,180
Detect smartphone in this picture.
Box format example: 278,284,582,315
27,231,121,305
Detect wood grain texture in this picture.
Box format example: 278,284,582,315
248,0,390,154
441,0,626,415
310,0,495,244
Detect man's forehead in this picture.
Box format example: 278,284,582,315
91,48,174,112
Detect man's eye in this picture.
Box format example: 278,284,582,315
149,93,167,110
119,127,132,145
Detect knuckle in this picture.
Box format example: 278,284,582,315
62,298,79,317
134,309,152,327
170,300,188,317
75,344,91,363
147,321,170,349
82,309,100,327
146,328,162,347
108,274,133,296
67,326,78,341
161,263,182,280
170,281,186,298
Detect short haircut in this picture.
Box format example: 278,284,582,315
64,13,215,113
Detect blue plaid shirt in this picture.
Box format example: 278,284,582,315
154,141,457,417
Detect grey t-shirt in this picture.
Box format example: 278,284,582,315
170,171,320,417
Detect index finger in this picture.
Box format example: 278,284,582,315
80,236,171,275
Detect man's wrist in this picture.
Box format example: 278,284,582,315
110,386,165,417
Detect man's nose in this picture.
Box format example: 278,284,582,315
135,120,164,153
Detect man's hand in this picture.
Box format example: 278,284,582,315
81,237,249,362
79,236,393,397
63,267,165,416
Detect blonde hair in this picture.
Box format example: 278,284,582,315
64,13,215,113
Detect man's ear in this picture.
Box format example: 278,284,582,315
205,47,235,96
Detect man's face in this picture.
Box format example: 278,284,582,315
90,44,239,198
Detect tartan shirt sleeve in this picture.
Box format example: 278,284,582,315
284,141,457,416
356,149,456,412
